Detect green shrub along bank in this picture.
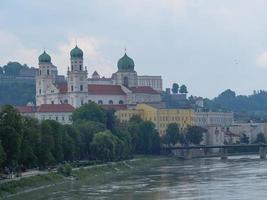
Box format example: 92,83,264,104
0,103,161,172
0,156,171,197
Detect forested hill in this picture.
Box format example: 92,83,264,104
0,62,36,105
203,89,267,121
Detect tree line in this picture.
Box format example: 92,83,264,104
0,102,208,172
0,103,163,171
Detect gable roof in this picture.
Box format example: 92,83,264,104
37,104,74,113
88,84,126,95
56,83,68,93
16,106,36,113
129,86,159,94
101,104,127,111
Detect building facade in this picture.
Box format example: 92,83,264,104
17,104,74,124
36,47,162,108
194,111,234,128
116,103,194,135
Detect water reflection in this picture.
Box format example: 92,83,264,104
9,155,267,200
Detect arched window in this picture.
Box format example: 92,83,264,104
98,100,103,105
71,85,74,91
109,100,113,104
47,69,50,75
123,77,129,87
71,65,73,71
80,85,83,91
79,65,82,71
119,100,124,104
39,70,41,75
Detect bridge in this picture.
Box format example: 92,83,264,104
162,144,267,160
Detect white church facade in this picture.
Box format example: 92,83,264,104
36,46,163,109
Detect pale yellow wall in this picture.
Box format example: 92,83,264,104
116,104,195,136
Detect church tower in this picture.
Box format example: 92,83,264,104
67,45,88,108
36,51,57,106
114,52,138,87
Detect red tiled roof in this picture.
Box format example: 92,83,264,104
16,106,35,113
56,83,68,93
88,85,125,95
129,86,159,94
101,104,127,111
37,104,74,113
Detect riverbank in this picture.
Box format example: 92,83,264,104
0,155,173,198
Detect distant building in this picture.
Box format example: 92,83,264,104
17,104,74,124
195,111,234,128
36,47,162,108
116,103,194,135
229,122,264,143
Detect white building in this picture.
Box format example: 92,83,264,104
195,111,234,128
17,104,74,124
229,122,264,143
36,47,162,108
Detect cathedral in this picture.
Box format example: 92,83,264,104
36,46,163,109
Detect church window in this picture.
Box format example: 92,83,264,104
47,69,49,75
64,99,68,104
79,65,82,71
109,100,113,105
56,116,58,121
123,77,129,87
39,89,41,94
80,85,83,91
39,70,41,75
119,100,124,104
81,100,84,105
98,100,103,105
71,65,73,71
71,85,74,91
51,101,54,104
62,116,65,121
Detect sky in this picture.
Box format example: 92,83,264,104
1,0,267,98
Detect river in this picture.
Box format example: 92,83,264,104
8,155,267,200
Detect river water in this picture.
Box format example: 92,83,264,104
9,155,267,200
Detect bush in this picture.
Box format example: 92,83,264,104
57,164,72,176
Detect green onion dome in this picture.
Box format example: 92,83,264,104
70,45,83,58
117,53,135,72
38,51,51,63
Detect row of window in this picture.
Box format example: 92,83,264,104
71,65,83,71
79,99,124,106
41,115,72,122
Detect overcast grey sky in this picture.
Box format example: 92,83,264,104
1,0,267,98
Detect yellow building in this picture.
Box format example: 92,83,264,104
116,104,194,135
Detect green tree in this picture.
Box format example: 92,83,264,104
254,133,266,144
179,85,188,94
186,126,206,145
172,83,179,94
2,62,27,76
90,131,117,161
0,105,23,167
0,141,6,168
164,123,180,146
74,120,105,159
38,121,56,167
63,125,81,161
136,121,160,154
72,102,106,124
